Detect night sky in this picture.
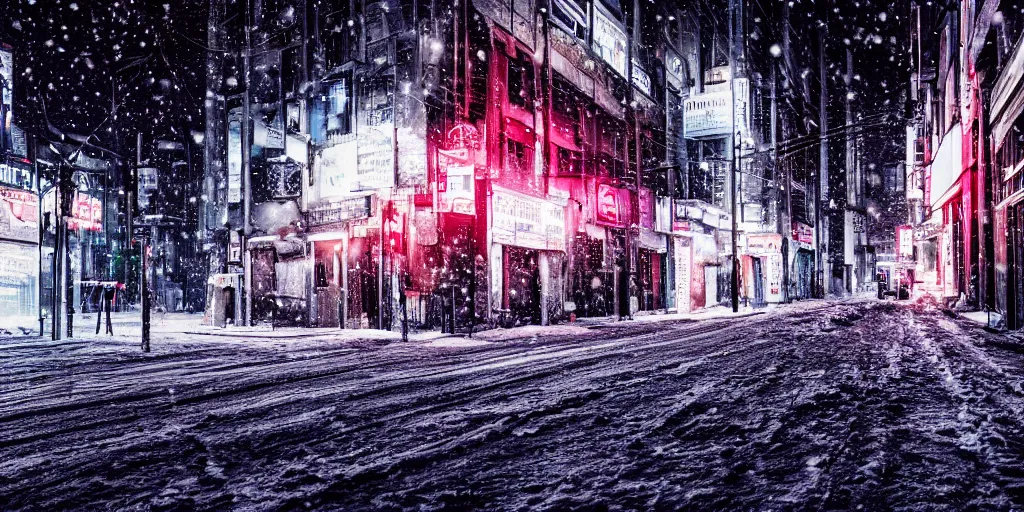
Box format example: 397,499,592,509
0,0,208,154
0,0,912,161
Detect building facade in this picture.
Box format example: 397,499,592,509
908,0,1024,328
203,0,835,331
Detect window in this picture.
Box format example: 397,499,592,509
557,147,585,175
506,138,533,176
326,76,353,135
507,51,535,109
596,116,626,179
551,80,582,146
996,113,1024,201
551,0,587,40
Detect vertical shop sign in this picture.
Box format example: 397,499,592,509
438,123,481,215
942,222,955,297
0,47,12,153
674,237,692,313
639,188,654,229
227,110,243,203
896,225,914,263
356,77,396,190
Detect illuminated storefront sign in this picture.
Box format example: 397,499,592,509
595,183,630,227
227,111,243,203
746,233,782,255
632,63,652,97
1,47,12,153
792,222,813,246
67,193,103,232
492,187,565,252
674,237,692,312
438,123,480,215
896,225,913,263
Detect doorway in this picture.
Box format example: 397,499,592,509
752,257,766,308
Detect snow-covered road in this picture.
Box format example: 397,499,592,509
3,299,1024,510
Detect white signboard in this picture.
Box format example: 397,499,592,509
356,125,395,190
674,237,692,313
491,187,566,252
441,164,476,215
317,141,357,199
766,253,783,302
683,79,750,138
592,7,627,77
632,63,652,97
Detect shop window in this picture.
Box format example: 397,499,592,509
921,240,938,272
995,1,1024,63
996,116,1024,201
320,0,357,70
365,1,391,43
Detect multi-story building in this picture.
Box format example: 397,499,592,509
202,0,835,330
908,0,1024,328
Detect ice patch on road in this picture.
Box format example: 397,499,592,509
472,325,591,341
422,337,493,348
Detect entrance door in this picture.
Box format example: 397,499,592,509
504,246,541,326
796,250,813,299
1011,203,1024,329
752,257,766,308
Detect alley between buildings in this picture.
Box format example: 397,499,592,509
3,299,1024,510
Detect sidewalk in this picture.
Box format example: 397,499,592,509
5,300,792,347
959,310,1004,330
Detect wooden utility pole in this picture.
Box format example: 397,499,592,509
242,0,253,327
728,0,740,312
816,21,829,298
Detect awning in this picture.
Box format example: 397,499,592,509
638,228,667,253
584,223,606,240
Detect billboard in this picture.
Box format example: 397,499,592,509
0,186,37,243
683,79,750,138
491,187,566,252
316,140,357,200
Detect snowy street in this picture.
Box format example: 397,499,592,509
3,299,1024,510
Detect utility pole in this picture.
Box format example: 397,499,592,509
240,0,253,327
728,0,740,313
816,21,829,298
844,47,854,294
777,3,789,304
62,163,74,338
137,133,150,352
